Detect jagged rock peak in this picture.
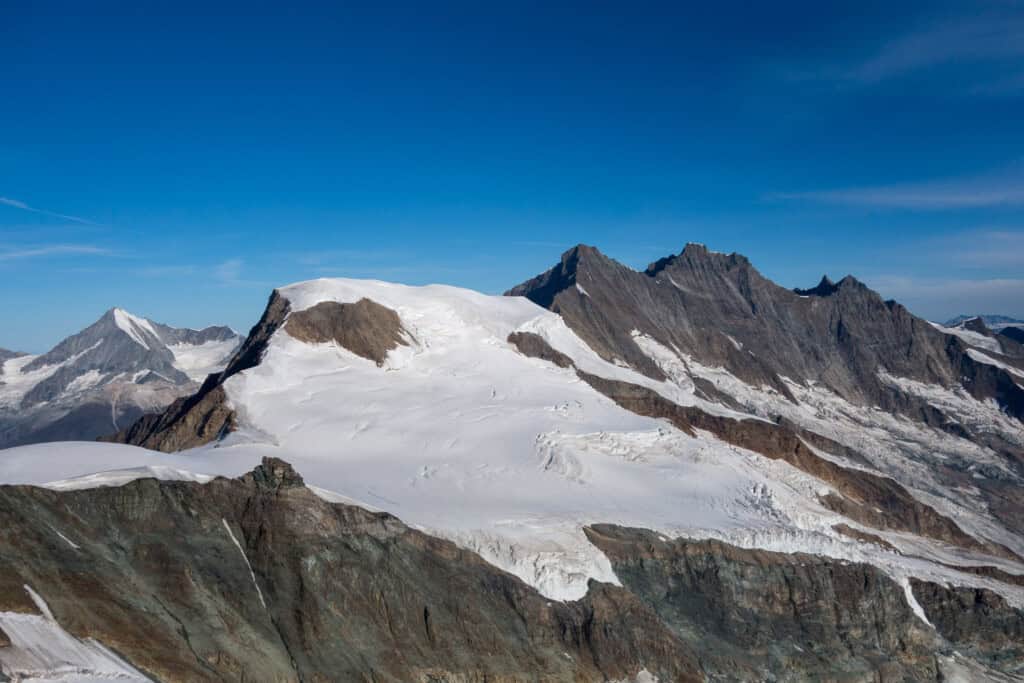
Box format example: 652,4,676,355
795,274,868,297
505,243,608,306
795,275,839,297
248,456,305,490
645,243,751,277
962,316,993,336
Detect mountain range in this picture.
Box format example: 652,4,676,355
1,243,1023,681
0,308,241,448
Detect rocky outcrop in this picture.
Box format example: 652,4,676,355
100,385,235,452
284,298,410,366
586,525,942,680
0,459,702,682
507,244,1024,426
1001,327,1024,346
507,331,574,368
911,579,1024,674
105,291,289,452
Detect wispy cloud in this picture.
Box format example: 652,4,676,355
0,197,98,225
770,168,1024,210
214,258,243,285
0,244,110,261
850,15,1024,84
928,229,1024,269
867,275,1024,320
783,12,1024,94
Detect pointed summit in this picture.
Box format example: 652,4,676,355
505,244,608,307
795,275,838,297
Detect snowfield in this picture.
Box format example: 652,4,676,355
2,278,1024,612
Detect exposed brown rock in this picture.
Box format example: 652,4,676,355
102,385,235,453
0,459,702,682
931,562,1024,588
284,298,410,366
586,525,943,680
911,579,1024,673
507,331,574,368
833,523,901,552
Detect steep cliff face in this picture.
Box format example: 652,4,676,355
585,525,942,681
911,579,1024,674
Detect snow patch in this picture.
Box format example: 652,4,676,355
900,576,933,627
929,321,1002,354
112,308,159,350
169,337,240,381
222,518,267,609
967,348,1024,380
0,585,148,680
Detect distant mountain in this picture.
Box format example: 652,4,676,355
0,348,25,363
0,308,241,448
944,314,1024,330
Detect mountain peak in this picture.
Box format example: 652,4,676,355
645,243,751,277
795,275,838,297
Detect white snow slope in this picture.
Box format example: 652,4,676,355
2,278,1024,613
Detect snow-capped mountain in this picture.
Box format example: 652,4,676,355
0,308,241,447
945,314,1024,331
2,244,1024,680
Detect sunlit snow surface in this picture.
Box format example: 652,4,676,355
2,279,1024,611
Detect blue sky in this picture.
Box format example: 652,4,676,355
2,1,1023,352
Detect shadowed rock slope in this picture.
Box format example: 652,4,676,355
4,459,1021,681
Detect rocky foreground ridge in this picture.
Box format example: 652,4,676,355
1,458,1020,682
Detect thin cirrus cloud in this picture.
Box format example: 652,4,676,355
850,15,1024,84
0,244,110,261
785,12,1024,94
868,275,1024,320
770,169,1024,210
0,196,98,225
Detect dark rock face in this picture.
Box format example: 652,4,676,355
106,291,289,452
100,385,235,452
1001,326,1024,346
284,298,410,366
586,525,942,681
507,244,1024,425
911,579,1024,673
507,331,574,368
0,459,703,682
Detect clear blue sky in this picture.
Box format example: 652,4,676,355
3,1,1023,351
